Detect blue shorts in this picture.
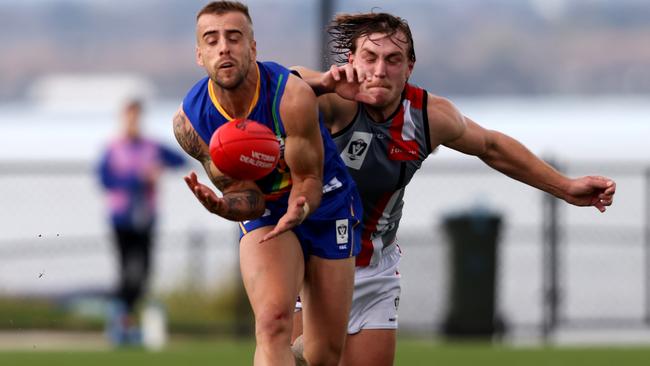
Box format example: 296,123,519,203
238,190,362,260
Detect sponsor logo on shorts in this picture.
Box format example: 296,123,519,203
322,177,343,194
394,296,400,310
336,219,348,245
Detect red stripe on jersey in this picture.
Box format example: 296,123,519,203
356,192,394,267
405,84,424,110
388,104,419,161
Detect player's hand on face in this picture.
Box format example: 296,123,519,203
565,176,616,212
259,196,308,243
184,171,227,216
325,64,378,104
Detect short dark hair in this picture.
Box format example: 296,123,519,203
328,12,415,64
196,1,252,24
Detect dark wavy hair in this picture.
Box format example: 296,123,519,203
328,12,415,65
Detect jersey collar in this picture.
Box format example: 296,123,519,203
208,63,260,121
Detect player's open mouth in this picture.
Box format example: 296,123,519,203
219,62,235,69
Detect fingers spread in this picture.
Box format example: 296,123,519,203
329,64,341,81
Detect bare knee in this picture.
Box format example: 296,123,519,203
254,306,293,345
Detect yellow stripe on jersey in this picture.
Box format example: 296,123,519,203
208,64,260,121
239,222,248,235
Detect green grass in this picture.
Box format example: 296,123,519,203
3,338,650,366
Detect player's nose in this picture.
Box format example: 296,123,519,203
374,60,387,77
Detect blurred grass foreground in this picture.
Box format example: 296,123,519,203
0,281,253,337
3,339,650,366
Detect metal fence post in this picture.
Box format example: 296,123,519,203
645,167,650,325
542,158,561,342
319,0,335,70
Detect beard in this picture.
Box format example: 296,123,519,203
211,59,251,90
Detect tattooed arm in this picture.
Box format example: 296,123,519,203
172,107,266,221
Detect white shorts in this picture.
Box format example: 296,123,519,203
294,242,402,334
347,242,402,334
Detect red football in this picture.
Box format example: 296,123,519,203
209,119,281,180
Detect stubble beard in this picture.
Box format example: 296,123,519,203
212,61,250,91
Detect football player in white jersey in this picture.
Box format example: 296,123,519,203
291,11,617,366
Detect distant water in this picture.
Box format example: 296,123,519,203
1,95,649,163
0,95,648,162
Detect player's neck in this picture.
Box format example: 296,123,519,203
212,63,260,120
364,97,402,123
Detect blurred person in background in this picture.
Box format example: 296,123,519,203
290,12,617,366
98,99,185,346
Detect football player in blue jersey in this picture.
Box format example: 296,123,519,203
172,2,363,365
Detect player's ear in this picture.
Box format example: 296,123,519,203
251,39,257,58
196,45,204,67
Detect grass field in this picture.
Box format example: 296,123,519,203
3,338,650,366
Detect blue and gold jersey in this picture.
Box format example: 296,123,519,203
182,61,356,219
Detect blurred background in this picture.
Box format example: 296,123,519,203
1,0,649,357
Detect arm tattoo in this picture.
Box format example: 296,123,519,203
174,110,264,220
205,161,265,220
209,173,236,192
222,190,264,220
173,111,206,161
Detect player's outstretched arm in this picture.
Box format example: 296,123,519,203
291,64,372,133
260,76,323,243
428,95,616,212
172,107,266,221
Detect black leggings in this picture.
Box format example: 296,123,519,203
115,228,152,313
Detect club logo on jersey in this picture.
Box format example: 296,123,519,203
341,131,372,170
335,219,349,245
348,139,368,160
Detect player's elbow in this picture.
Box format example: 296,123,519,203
475,129,498,157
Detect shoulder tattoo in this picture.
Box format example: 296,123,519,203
173,110,206,161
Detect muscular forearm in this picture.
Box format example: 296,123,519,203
218,190,266,221
479,131,570,200
205,166,266,221
289,175,322,219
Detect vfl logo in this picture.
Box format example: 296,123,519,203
347,139,367,160
337,223,348,236
341,131,372,170
335,219,349,245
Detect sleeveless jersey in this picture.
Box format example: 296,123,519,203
332,84,432,267
182,61,356,218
